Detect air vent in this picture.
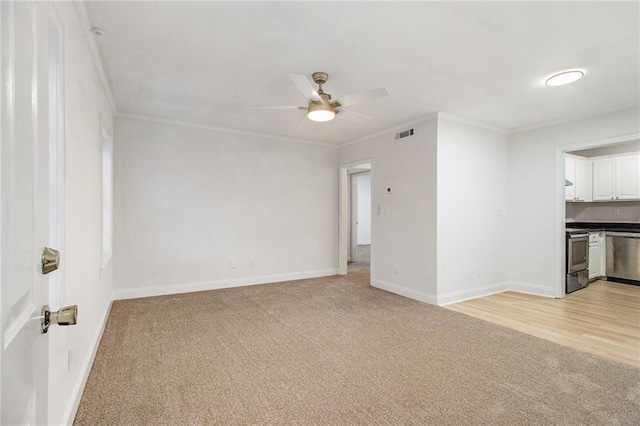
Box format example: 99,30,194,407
395,128,414,140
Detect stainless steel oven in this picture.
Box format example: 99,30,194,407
566,231,589,293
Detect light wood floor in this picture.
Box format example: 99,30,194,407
447,280,640,368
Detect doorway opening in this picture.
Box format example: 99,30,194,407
339,161,373,278
557,134,640,298
350,170,371,266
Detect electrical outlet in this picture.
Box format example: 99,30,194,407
395,264,399,274
229,260,237,269
613,208,621,216
67,349,72,372
476,267,481,277
249,258,254,267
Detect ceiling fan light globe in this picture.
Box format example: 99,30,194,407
308,109,335,122
307,102,336,122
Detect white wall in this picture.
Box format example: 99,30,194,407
48,3,114,425
113,116,338,298
339,118,438,303
508,107,640,297
356,173,371,245
436,117,509,304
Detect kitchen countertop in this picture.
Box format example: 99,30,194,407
566,222,640,233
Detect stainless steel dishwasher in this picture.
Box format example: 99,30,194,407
606,232,640,284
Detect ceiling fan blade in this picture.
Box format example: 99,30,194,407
249,105,307,110
336,108,372,124
296,116,311,131
336,87,389,107
289,74,322,102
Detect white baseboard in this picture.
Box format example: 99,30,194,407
507,280,557,298
437,280,556,306
371,278,437,305
437,282,510,306
113,269,339,300
62,298,113,425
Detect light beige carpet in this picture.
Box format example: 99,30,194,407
75,265,640,425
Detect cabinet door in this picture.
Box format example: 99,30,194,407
588,245,599,278
616,154,640,200
565,157,575,200
574,158,588,200
593,158,615,201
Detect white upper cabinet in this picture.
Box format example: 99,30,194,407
616,154,640,200
565,156,590,201
593,154,640,201
593,158,615,200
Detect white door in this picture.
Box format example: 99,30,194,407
1,2,50,424
350,174,358,262
588,244,599,279
616,154,640,200
565,157,575,200
593,158,615,201
356,173,371,246
574,158,588,201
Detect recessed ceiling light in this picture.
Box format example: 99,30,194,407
545,70,584,87
91,27,105,36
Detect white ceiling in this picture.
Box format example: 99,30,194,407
86,1,640,145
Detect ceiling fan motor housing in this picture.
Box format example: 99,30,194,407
312,72,329,85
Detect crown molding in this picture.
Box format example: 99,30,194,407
116,113,340,148
510,102,640,134
437,112,509,134
73,1,116,113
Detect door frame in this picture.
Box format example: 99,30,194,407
339,159,373,275
48,1,66,312
555,133,640,298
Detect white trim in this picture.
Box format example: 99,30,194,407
116,112,339,149
511,103,640,134
371,279,437,305
0,1,4,418
72,1,116,113
61,298,113,426
437,112,509,134
340,113,439,148
560,133,640,153
99,119,113,269
48,2,66,310
437,281,557,306
437,283,510,306
506,281,557,298
112,269,339,301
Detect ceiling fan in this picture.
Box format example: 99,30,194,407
251,72,389,125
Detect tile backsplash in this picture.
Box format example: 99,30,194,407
566,201,640,223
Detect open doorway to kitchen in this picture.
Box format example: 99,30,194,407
339,161,373,279
558,135,640,298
